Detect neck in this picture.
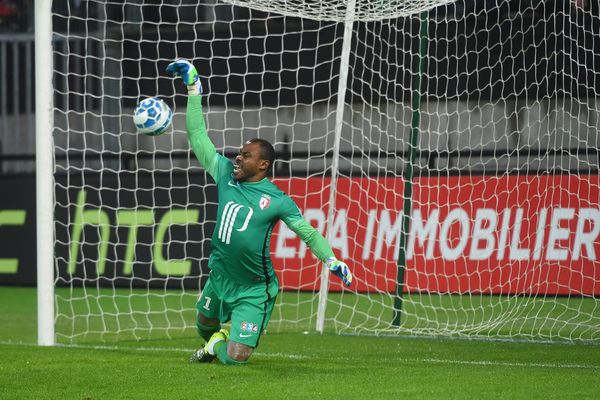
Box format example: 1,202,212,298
244,175,268,183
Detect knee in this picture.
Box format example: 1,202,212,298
227,341,254,362
227,350,250,362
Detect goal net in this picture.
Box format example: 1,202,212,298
47,0,600,344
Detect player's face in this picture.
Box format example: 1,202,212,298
233,142,270,182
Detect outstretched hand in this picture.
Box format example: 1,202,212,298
326,257,352,287
166,59,202,95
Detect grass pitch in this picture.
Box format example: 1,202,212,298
1,286,599,399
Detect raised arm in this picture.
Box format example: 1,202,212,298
167,59,227,181
186,95,218,176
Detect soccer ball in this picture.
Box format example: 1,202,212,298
133,97,173,136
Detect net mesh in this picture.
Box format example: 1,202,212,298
222,0,457,21
52,0,600,344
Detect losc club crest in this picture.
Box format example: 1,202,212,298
259,194,271,210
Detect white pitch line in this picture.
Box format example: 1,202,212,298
0,340,307,359
421,358,600,370
1,341,597,368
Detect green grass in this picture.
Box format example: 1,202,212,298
1,286,600,399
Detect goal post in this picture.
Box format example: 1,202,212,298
38,0,600,345
35,0,55,346
393,9,429,327
316,0,356,334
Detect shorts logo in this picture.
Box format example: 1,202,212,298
259,194,271,210
241,322,259,333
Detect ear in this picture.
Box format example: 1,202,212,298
258,159,270,171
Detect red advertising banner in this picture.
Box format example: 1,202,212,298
271,175,600,295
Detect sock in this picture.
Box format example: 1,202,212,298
214,341,248,366
196,321,219,342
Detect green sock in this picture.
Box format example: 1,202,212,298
196,321,219,342
214,341,248,366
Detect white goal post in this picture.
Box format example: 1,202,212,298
37,0,600,345
36,0,55,346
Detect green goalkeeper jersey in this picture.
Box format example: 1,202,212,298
186,95,335,286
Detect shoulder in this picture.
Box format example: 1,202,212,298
213,154,234,183
276,191,300,216
252,180,296,214
264,178,297,198
250,178,285,198
215,153,233,169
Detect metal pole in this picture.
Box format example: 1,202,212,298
35,0,56,346
393,11,428,326
316,0,356,333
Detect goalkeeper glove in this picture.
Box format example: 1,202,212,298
326,257,352,287
166,59,202,95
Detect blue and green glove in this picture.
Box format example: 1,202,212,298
166,59,202,95
326,257,352,287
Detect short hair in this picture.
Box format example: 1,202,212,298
248,138,276,173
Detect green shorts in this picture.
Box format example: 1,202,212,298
195,270,278,348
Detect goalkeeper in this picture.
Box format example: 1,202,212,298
167,59,353,366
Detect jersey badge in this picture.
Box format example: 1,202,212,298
259,194,271,210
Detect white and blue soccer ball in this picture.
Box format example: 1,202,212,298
133,97,173,136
